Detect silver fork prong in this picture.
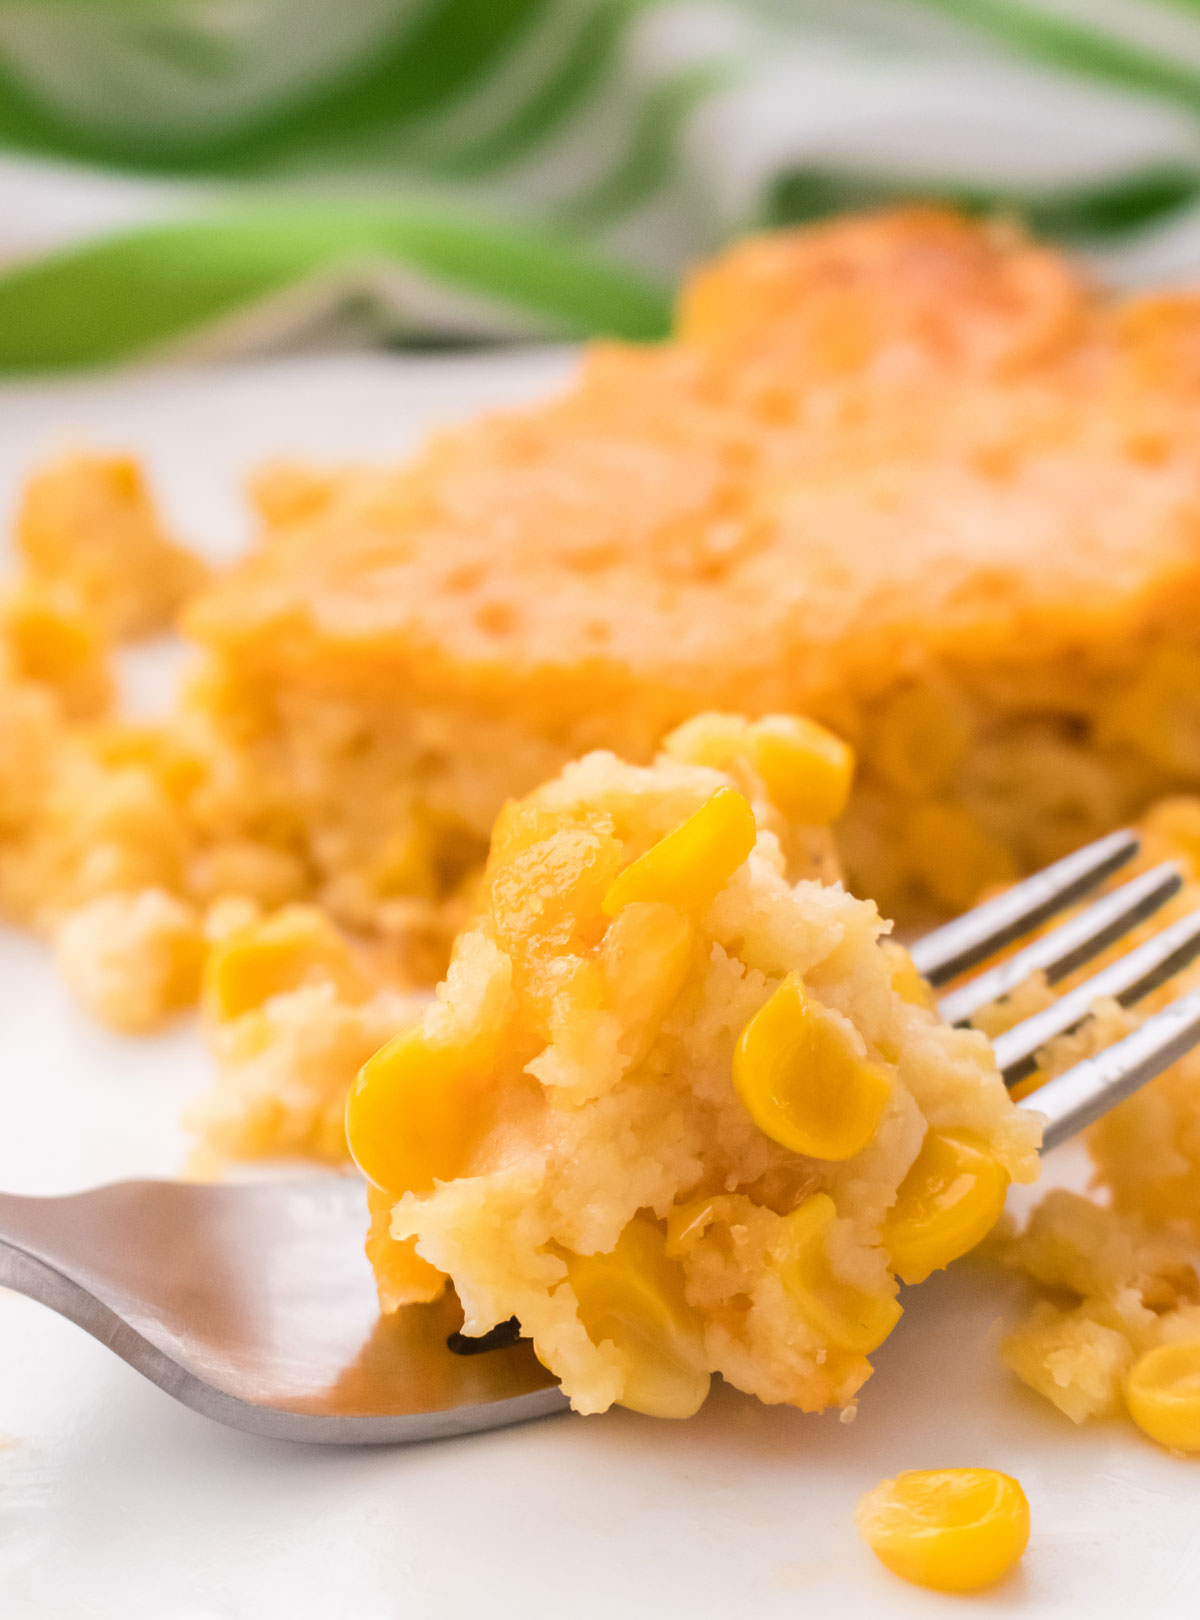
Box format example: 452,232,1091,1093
909,829,1140,986
993,906,1200,1085
937,862,1184,1027
1025,988,1200,1151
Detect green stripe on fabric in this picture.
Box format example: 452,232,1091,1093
907,0,1200,111
0,0,553,170
423,0,651,179
557,61,736,231
0,202,671,371
765,162,1200,241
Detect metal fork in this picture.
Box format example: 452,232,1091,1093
5,829,1200,1447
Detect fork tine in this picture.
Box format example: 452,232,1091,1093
909,829,1140,985
1025,988,1200,1151
937,862,1184,1026
993,907,1200,1085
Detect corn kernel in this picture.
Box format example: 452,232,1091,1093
772,1193,901,1352
733,973,890,1161
749,715,855,824
599,902,694,1057
601,787,756,917
884,1131,1010,1285
1125,1341,1200,1452
856,1469,1030,1594
203,906,368,1023
567,1217,711,1418
346,1025,482,1197
660,712,752,772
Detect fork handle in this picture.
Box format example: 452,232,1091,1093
0,1187,160,1371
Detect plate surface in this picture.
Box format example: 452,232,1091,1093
0,353,1192,1619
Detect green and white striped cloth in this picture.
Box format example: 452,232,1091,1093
8,0,1200,370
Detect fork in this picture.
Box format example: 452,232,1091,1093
5,828,1200,1447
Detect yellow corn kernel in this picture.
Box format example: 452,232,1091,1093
599,901,694,1056
733,973,890,1161
1125,1341,1200,1452
660,712,752,772
884,1131,1010,1285
772,1193,901,1353
856,1469,1030,1594
567,1217,711,1419
346,1025,481,1197
203,906,368,1023
749,715,855,825
601,787,757,918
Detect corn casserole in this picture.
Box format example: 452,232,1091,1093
345,714,1039,1415
8,212,1200,1442
177,206,1200,955
18,210,1200,1003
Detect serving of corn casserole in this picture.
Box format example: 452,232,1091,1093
178,205,1200,953
345,714,1039,1414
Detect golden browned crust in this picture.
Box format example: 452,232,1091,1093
189,208,1200,717
178,209,1200,925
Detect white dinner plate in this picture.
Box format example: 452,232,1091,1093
0,353,1189,1619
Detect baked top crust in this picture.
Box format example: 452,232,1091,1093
188,207,1200,715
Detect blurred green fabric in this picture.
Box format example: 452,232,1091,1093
6,0,1200,368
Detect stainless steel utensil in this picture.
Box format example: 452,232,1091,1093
0,1175,563,1444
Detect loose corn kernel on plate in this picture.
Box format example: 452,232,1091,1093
0,356,1198,1620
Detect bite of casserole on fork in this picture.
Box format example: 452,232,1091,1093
346,713,1040,1417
